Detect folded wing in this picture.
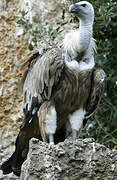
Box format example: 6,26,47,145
23,47,64,115
85,69,106,119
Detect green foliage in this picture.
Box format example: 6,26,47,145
79,0,117,149
17,10,67,50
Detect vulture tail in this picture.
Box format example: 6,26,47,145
1,113,40,177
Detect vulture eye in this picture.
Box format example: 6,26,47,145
81,4,86,7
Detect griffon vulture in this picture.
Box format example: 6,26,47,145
1,1,106,177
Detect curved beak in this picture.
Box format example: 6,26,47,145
69,4,79,14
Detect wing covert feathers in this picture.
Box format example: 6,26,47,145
23,48,64,111
19,50,40,93
85,69,106,119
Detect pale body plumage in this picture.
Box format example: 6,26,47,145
61,1,97,138
1,1,106,177
63,33,96,71
63,1,96,71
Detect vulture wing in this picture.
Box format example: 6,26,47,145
19,50,40,93
23,47,64,114
85,69,106,120
1,47,64,176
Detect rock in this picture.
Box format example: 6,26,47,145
21,138,117,180
19,0,64,24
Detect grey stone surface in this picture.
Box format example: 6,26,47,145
21,138,117,180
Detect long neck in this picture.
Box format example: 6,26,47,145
78,19,93,52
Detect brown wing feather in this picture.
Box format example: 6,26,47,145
19,51,40,93
19,49,48,93
85,68,106,119
23,48,64,112
20,50,40,71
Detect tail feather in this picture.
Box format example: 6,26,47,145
1,157,13,175
12,166,21,177
0,151,25,177
1,114,39,177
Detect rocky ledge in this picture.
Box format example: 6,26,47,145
21,138,117,180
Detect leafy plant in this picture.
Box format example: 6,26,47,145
79,0,117,149
17,10,67,50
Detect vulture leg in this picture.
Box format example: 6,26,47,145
72,129,78,140
49,134,54,145
1,114,40,177
39,102,57,145
69,108,86,140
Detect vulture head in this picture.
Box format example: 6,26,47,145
69,1,94,24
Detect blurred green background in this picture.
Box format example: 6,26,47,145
78,0,117,149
